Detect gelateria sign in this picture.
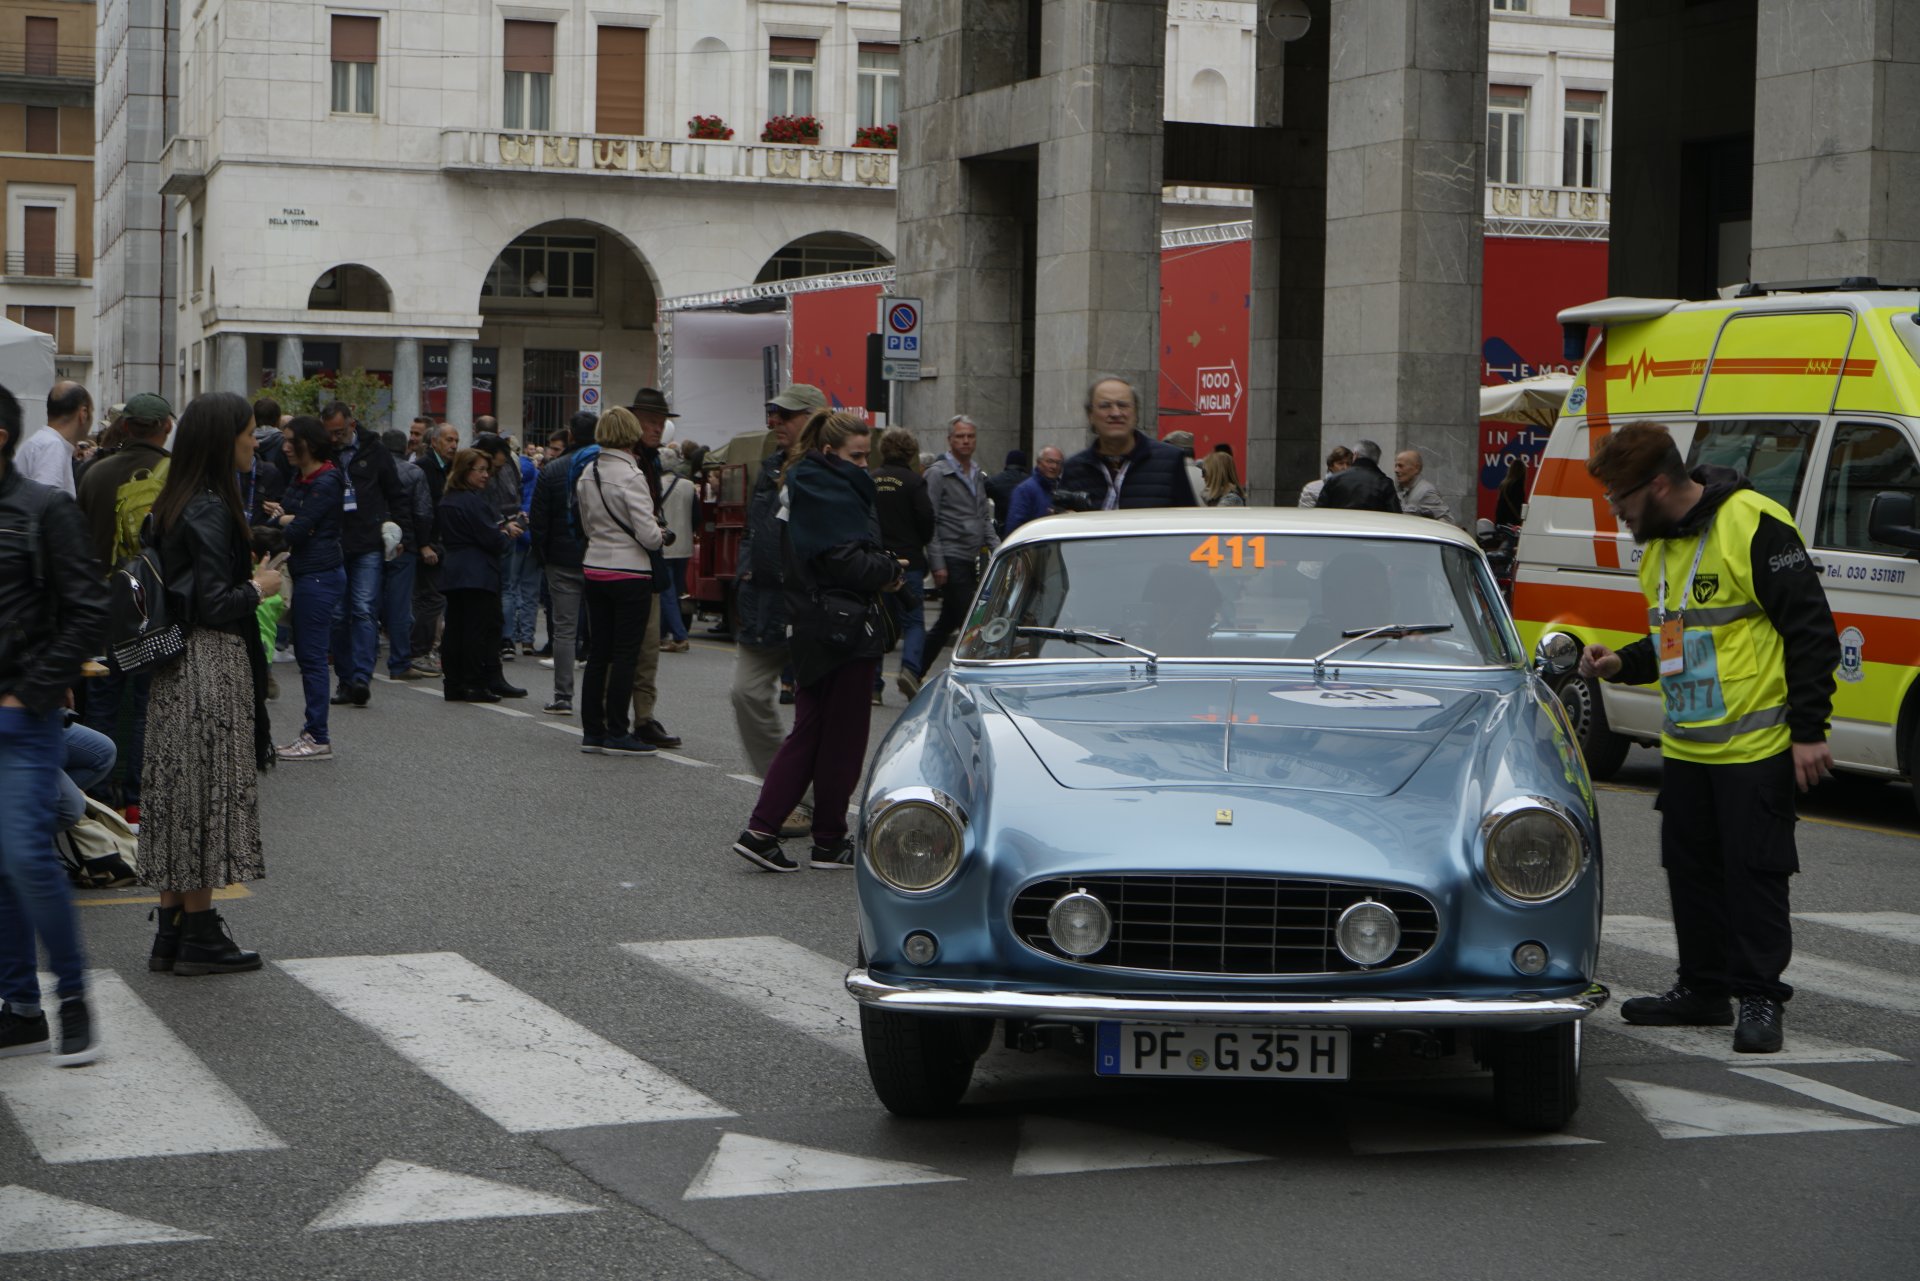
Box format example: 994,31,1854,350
268,208,319,227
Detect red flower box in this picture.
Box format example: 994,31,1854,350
761,114,823,145
853,123,898,149
688,115,734,140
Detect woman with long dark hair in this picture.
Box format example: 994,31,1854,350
733,411,901,872
140,391,283,976
438,448,525,703
259,416,345,760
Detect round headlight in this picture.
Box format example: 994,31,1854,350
1335,900,1400,967
867,800,963,891
1047,891,1112,957
1484,806,1583,902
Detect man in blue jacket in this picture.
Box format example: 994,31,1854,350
1004,445,1064,533
1056,378,1200,511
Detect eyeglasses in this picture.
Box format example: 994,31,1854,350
1604,478,1651,512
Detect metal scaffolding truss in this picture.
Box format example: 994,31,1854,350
1486,219,1612,241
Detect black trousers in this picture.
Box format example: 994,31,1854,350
580,578,651,739
442,588,504,698
412,559,446,658
918,560,978,675
1657,749,1798,1003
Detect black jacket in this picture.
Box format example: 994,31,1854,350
1057,432,1201,511
333,428,410,557
1608,466,1840,744
781,454,899,688
157,491,259,641
736,452,791,648
871,463,935,570
0,467,110,716
417,449,452,548
438,490,511,593
985,464,1029,536
529,446,588,569
1316,458,1402,513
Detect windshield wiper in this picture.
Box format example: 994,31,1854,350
1312,622,1453,678
1015,626,1159,669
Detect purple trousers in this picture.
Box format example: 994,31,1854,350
749,657,879,843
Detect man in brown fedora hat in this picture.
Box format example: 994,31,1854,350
625,388,683,750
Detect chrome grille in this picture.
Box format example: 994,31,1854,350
1011,874,1439,975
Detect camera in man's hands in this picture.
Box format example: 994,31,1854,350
1051,489,1094,514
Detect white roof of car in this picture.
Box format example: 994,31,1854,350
1001,507,1479,551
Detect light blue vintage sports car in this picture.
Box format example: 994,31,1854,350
848,508,1607,1131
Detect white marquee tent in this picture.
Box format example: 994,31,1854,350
0,317,57,437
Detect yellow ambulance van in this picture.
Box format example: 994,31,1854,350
1511,284,1920,810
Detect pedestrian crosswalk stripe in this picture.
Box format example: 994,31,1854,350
1730,1068,1920,1126
537,719,584,736
623,937,862,1057
653,751,712,768
682,1133,962,1200
1347,1105,1601,1155
1603,916,1920,1018
306,1160,600,1231
1593,987,1901,1065
0,1186,208,1254
278,952,734,1133
1794,912,1920,948
0,971,284,1164
1012,1117,1268,1176
1611,1078,1892,1140
475,703,533,719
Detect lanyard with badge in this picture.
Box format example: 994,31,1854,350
339,442,359,513
1656,517,1713,676
1102,458,1132,511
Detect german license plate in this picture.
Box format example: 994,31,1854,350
1095,1023,1349,1080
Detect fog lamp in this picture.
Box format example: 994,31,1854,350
1512,941,1550,976
1335,900,1401,967
903,932,939,966
1047,891,1112,958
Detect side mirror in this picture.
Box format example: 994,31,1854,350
1535,631,1579,678
1867,491,1920,553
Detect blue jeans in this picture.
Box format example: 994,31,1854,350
658,559,690,642
57,722,117,829
0,705,86,1009
81,667,150,807
296,566,348,743
382,550,418,675
331,550,383,688
502,544,540,645
890,569,927,677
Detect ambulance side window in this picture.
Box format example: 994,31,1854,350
1814,422,1920,555
1684,420,1817,512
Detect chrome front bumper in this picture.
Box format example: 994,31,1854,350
846,969,1610,1027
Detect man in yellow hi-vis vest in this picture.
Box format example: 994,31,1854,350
1578,422,1839,1054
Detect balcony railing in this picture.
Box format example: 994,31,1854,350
0,48,93,82
440,131,896,190
159,135,207,197
1484,183,1610,240
4,251,79,279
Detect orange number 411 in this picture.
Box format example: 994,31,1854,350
1189,536,1266,570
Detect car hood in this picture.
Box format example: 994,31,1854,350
986,675,1488,796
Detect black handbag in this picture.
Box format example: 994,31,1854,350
106,542,186,675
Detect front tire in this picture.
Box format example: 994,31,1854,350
1553,673,1631,780
859,1004,987,1117
1489,1022,1582,1131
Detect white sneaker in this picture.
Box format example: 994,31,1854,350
276,733,334,761
272,646,295,664
538,657,556,670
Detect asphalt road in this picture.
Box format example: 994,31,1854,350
3,633,1916,1281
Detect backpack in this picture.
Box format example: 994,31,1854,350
53,796,141,889
564,444,601,546
110,460,169,568
104,515,186,676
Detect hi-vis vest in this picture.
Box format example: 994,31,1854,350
1637,489,1793,764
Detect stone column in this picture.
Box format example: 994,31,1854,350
274,335,304,384
1750,0,1920,282
216,333,249,396
1030,0,1166,454
1319,0,1486,524
391,339,422,431
445,339,474,442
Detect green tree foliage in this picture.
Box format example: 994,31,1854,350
256,369,391,427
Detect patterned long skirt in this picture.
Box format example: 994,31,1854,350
137,629,265,891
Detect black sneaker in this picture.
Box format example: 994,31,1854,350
1620,984,1734,1027
1734,996,1784,1053
349,680,371,707
51,997,100,1067
602,734,659,756
635,718,682,750
733,830,799,873
544,698,573,716
809,837,856,870
0,1006,49,1058
580,736,605,754
330,687,354,706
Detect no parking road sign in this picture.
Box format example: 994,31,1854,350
578,351,602,412
879,295,922,382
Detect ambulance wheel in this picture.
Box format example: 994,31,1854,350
1554,673,1630,780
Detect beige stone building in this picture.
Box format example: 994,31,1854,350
0,0,94,385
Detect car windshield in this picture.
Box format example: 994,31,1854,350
956,533,1517,667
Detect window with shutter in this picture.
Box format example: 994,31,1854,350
25,17,56,75
1486,86,1528,186
23,207,56,277
25,106,59,154
768,37,817,117
857,42,899,129
595,27,647,136
504,21,556,130
1570,0,1607,17
330,15,378,114
1562,90,1604,189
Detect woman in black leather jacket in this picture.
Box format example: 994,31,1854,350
139,392,283,977
732,411,901,874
